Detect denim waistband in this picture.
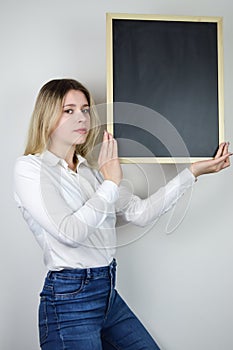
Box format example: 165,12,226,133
47,259,117,280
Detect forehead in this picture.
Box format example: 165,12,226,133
63,89,88,106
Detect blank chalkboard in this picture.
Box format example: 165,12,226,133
106,14,224,163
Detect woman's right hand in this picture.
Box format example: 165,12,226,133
98,131,123,186
190,142,232,178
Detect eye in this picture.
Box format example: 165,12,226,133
64,109,74,114
81,107,90,115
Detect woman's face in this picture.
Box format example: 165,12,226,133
51,89,91,147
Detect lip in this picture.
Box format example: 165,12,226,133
73,128,88,134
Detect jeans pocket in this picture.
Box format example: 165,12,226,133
53,276,85,300
38,298,48,346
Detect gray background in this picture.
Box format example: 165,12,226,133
1,0,233,349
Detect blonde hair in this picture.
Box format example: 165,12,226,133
24,79,100,159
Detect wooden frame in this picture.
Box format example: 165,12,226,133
106,13,224,163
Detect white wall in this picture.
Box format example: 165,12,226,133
1,0,233,349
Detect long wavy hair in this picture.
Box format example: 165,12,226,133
24,78,100,159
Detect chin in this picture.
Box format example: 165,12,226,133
74,135,88,145
78,141,86,145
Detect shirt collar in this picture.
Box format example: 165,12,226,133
39,150,88,169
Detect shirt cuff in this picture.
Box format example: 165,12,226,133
185,167,197,183
96,180,119,203
179,168,197,187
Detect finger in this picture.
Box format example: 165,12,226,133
214,142,226,159
112,138,119,159
106,133,114,158
98,131,109,163
100,132,108,154
99,132,115,166
102,130,109,142
107,134,119,159
216,152,231,162
215,152,232,170
223,142,230,156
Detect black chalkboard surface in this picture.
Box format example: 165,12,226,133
106,14,224,163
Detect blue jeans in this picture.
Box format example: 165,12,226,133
39,259,160,349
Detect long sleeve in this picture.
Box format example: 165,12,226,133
116,168,195,227
13,156,119,247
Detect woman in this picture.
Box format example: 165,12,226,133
13,78,231,350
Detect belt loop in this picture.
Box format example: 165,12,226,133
86,268,91,278
109,258,116,274
84,267,91,285
112,258,117,269
47,271,53,279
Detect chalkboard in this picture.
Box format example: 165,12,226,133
106,14,224,163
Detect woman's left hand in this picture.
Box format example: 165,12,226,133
190,142,232,178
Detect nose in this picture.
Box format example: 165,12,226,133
75,110,88,123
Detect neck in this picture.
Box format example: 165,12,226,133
48,142,78,171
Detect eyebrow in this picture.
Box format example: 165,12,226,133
63,103,90,108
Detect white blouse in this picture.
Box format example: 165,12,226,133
13,150,195,270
